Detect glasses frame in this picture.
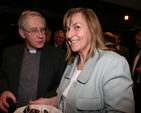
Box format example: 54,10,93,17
23,27,47,36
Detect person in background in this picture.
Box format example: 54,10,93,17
49,30,66,52
131,30,141,113
103,32,120,54
113,32,130,63
45,26,52,43
0,10,66,113
30,7,135,113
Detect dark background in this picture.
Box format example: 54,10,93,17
0,0,141,64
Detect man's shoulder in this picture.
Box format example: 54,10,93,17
48,40,55,46
43,44,58,50
4,44,24,52
2,44,25,58
43,44,65,54
120,45,129,51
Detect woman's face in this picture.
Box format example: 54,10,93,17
65,12,91,55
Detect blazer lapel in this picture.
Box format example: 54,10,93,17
11,44,25,96
77,49,100,83
64,49,100,84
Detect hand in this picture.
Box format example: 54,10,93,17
0,91,16,113
30,96,57,107
136,67,141,74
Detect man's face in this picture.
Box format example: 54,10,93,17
114,35,120,46
19,16,46,50
54,32,65,46
135,36,141,48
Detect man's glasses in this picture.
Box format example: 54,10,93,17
23,27,47,36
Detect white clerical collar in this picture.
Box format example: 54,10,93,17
29,49,37,53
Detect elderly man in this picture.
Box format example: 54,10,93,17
0,10,66,113
49,30,66,52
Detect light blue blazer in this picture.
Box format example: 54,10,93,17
57,49,135,113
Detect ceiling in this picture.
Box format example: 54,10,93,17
1,0,141,15
0,0,141,32
102,0,141,11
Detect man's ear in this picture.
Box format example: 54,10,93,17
18,28,25,39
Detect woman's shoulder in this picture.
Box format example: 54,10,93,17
97,49,126,63
100,49,122,58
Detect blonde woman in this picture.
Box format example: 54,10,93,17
31,7,135,113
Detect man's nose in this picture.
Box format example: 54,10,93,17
37,30,44,37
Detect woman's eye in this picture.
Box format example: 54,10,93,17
75,26,80,29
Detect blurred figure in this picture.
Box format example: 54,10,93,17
45,26,52,43
49,30,66,52
131,30,141,113
113,32,130,62
103,32,120,54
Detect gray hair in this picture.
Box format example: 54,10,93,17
18,10,46,30
54,30,64,38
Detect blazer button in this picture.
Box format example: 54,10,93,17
66,103,71,108
73,82,77,87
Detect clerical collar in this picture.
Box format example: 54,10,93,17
29,49,37,53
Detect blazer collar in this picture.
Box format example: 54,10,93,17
64,49,101,83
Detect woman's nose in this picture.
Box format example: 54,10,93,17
66,30,74,39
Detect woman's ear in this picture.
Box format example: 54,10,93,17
18,28,25,39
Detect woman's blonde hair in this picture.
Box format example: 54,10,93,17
63,7,108,64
